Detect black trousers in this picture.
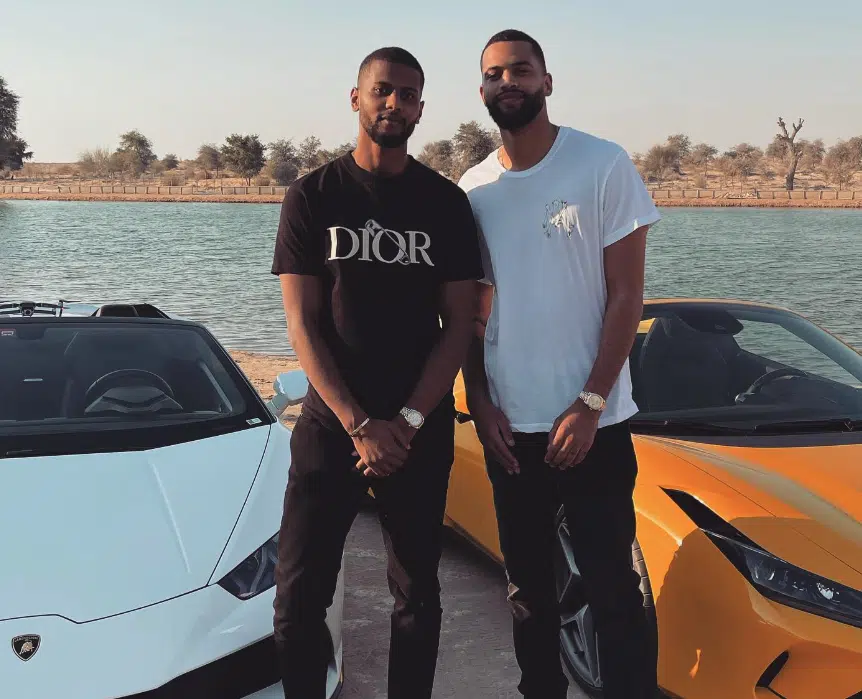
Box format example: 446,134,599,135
485,419,657,699
273,405,455,699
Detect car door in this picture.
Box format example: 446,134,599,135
444,374,503,561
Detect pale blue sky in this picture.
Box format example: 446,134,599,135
2,0,860,162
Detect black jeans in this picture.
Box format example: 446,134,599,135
273,405,455,699
485,420,657,699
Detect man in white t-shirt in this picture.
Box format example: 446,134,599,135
458,29,661,699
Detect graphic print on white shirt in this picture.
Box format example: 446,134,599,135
327,218,434,266
458,126,662,432
543,199,580,238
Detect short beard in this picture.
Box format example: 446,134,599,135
485,87,545,132
361,113,416,148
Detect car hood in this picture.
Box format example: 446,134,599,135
0,425,271,623
654,436,862,582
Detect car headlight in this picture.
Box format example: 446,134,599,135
705,530,862,629
216,533,279,600
664,488,862,629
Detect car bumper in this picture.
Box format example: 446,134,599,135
657,531,862,699
1,573,344,699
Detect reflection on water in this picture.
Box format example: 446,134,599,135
1,201,861,354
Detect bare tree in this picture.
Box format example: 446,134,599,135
774,117,804,190
417,139,454,177
641,144,677,187
799,138,825,173
822,140,861,189
449,121,497,181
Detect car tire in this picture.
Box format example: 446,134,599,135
554,506,658,698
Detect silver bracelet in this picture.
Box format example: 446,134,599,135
348,417,370,438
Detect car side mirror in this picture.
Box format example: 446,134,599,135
267,369,309,417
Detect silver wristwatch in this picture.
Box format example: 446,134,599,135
399,407,425,429
579,391,606,412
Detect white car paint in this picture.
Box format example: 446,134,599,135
1,425,272,622
0,306,344,698
0,573,344,698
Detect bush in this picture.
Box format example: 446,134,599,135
161,173,185,186
254,175,271,186
693,174,708,189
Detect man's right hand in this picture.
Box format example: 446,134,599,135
351,419,410,477
470,398,519,475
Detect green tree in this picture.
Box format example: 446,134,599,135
0,76,33,172
725,143,763,188
196,143,223,179
221,133,266,185
297,135,323,172
317,139,356,164
665,134,692,172
115,129,157,175
266,138,301,185
687,143,718,180
161,153,179,170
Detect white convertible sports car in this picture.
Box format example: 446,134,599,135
0,300,344,699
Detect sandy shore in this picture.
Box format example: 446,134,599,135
0,191,283,204
2,190,861,208
229,350,303,426
654,198,862,208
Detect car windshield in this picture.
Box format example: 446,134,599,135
629,303,862,433
0,320,271,456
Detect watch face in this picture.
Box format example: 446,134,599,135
402,408,423,428
582,393,604,410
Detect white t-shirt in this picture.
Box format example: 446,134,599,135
458,126,661,432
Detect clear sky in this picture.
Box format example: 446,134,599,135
2,0,860,163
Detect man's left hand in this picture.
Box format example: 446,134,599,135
353,415,418,476
545,402,600,468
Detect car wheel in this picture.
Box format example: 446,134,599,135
553,506,657,697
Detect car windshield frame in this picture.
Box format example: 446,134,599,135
0,317,274,458
628,301,862,435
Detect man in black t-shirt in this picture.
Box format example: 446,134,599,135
270,46,483,699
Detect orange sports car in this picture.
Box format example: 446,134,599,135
271,298,862,699
443,298,862,699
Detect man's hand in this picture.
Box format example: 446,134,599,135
351,419,410,477
545,402,600,469
471,397,519,475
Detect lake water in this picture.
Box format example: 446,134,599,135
1,200,861,354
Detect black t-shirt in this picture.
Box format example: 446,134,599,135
271,153,484,430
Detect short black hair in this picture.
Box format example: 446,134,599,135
358,46,425,90
482,29,546,72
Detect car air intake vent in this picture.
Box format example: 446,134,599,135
756,650,789,690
